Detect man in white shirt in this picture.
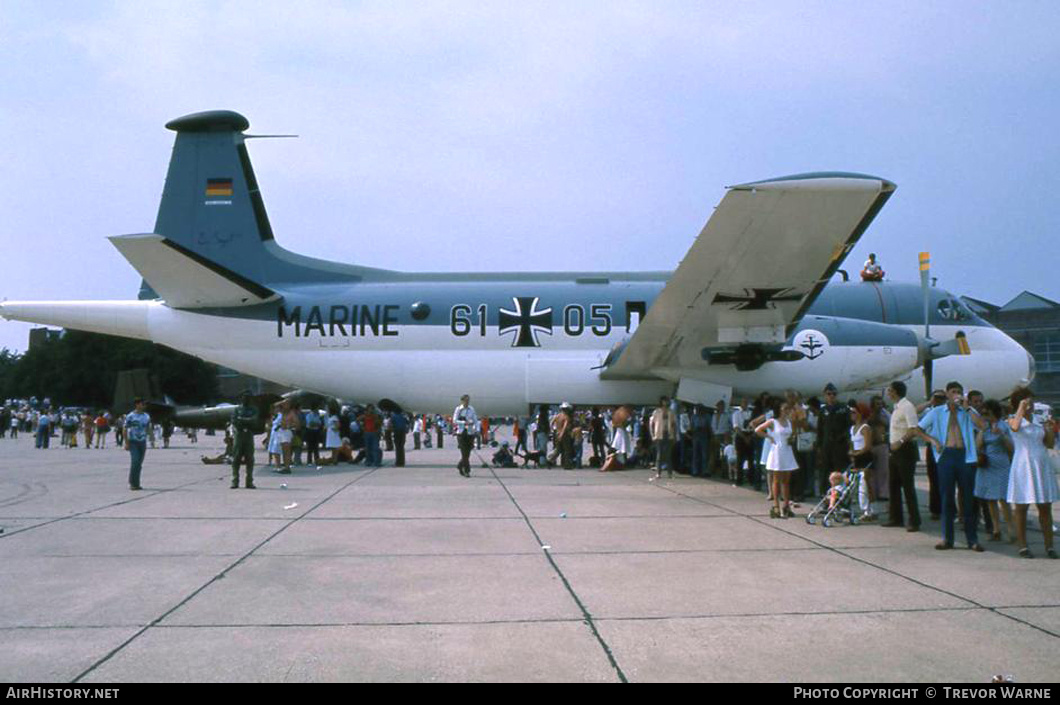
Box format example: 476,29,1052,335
650,397,677,478
453,395,478,478
884,380,922,531
413,415,424,450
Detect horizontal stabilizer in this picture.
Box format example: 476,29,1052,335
109,234,279,308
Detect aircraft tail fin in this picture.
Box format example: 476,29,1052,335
152,111,379,292
153,111,278,286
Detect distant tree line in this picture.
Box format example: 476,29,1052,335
0,330,218,410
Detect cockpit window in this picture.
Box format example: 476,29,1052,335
937,298,970,322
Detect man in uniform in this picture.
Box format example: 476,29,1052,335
817,383,851,495
453,394,478,477
231,391,259,489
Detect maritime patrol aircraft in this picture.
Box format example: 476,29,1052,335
0,111,1034,415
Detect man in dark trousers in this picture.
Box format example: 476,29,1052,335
453,395,478,477
230,391,259,489
817,383,851,495
883,381,920,531
391,411,408,467
690,404,712,478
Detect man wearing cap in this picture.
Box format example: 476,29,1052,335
453,394,478,477
818,384,851,494
230,391,259,489
124,398,151,491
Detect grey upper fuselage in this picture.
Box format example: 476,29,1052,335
193,257,989,349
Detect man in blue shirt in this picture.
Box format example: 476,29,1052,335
912,381,986,551
35,410,51,450
124,398,151,491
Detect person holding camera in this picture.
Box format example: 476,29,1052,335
912,381,987,552
453,394,478,477
1006,387,1058,559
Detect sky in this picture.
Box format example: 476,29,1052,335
2,1,1059,353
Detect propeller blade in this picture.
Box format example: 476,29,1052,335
919,252,931,343
924,357,934,401
933,331,971,359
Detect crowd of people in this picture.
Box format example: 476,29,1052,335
6,378,1058,557
1,401,182,452
583,381,1057,558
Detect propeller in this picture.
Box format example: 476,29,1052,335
920,252,934,398
917,251,971,398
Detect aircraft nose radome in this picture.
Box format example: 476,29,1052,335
1025,349,1037,386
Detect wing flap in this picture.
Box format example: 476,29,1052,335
109,234,279,308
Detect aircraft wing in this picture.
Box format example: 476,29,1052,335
109,234,280,308
601,173,895,379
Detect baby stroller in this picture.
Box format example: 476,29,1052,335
805,463,870,528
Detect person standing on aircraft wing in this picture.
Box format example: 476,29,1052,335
230,391,259,489
454,395,478,477
124,398,150,491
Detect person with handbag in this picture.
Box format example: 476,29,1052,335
974,399,1014,542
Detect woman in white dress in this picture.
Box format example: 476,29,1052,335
750,399,776,496
756,403,800,519
266,407,283,467
1006,388,1058,559
318,404,345,466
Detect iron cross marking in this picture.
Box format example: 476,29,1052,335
712,288,803,311
498,296,553,348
